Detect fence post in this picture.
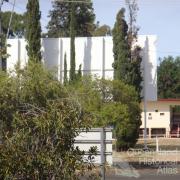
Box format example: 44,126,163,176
156,136,159,152
101,127,105,180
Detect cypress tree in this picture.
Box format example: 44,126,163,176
76,64,82,81
130,46,142,101
112,6,142,101
25,0,42,62
112,8,130,82
112,7,142,149
64,53,68,85
126,0,143,102
69,3,76,82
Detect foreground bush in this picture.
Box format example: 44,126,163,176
0,63,97,179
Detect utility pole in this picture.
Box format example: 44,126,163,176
143,37,148,151
0,0,2,142
101,127,105,180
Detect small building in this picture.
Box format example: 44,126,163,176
140,99,180,138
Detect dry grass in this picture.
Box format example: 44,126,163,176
135,138,180,150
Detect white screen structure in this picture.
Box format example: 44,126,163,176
6,35,157,101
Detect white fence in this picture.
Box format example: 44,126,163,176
75,128,113,165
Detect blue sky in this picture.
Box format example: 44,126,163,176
2,0,180,59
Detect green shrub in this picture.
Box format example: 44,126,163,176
0,63,96,179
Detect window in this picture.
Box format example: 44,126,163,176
155,109,158,112
151,128,166,137
160,113,165,116
148,113,152,120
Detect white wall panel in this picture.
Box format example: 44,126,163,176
7,39,19,73
7,35,157,101
75,129,113,165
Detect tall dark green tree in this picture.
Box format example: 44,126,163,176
76,64,82,81
25,0,42,62
47,0,95,37
69,3,76,82
64,53,68,84
113,4,142,102
126,0,142,102
126,0,139,47
112,8,130,82
112,6,142,149
129,46,142,101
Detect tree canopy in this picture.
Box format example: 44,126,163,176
158,56,180,98
67,77,141,150
0,11,25,38
126,0,142,101
111,5,142,149
112,8,130,81
92,23,111,36
112,5,142,102
70,3,76,82
25,0,42,62
47,0,95,37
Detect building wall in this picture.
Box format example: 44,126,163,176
6,35,157,101
141,101,170,129
141,101,180,136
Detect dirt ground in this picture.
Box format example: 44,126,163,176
135,138,180,150
113,138,180,162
